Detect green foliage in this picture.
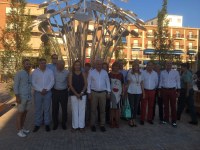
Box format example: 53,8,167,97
0,0,33,73
152,0,174,64
39,37,62,63
114,37,127,64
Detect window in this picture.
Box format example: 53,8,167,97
177,18,181,23
176,31,180,38
147,41,152,48
189,32,193,38
168,18,172,22
147,30,153,36
175,42,180,49
133,40,138,47
189,43,193,49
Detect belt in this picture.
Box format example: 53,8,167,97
53,88,68,92
144,89,155,91
162,87,176,90
91,90,106,93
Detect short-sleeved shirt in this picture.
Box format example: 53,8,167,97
54,69,69,90
181,70,192,89
127,72,143,94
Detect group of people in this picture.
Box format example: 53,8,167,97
13,54,199,138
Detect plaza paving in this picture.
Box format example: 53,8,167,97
0,83,200,150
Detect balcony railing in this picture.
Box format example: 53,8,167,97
187,35,198,40
146,32,154,37
187,46,197,50
131,43,142,48
173,34,184,39
145,44,154,48
174,45,184,49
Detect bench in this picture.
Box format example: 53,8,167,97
0,102,6,112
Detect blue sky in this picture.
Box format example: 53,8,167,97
28,0,200,28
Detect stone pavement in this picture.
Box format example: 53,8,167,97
0,98,200,150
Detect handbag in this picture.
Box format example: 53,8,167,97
121,96,131,119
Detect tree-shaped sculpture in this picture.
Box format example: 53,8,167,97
32,0,145,67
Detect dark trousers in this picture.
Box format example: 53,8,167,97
128,93,141,119
52,89,68,126
177,88,197,122
153,90,163,121
105,98,110,123
161,88,177,123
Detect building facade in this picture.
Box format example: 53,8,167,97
121,16,200,70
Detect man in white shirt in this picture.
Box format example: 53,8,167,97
140,61,158,125
87,59,111,132
32,58,54,132
159,61,181,127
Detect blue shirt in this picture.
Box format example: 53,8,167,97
54,69,69,90
13,70,32,100
47,63,56,72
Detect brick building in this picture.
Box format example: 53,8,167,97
121,15,200,70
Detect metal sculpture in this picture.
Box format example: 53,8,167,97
32,0,145,67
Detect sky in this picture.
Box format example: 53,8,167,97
27,0,200,28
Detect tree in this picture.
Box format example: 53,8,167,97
152,0,174,65
0,0,33,74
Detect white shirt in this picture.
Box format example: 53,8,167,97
127,72,143,94
32,68,55,92
87,69,111,93
159,69,181,89
143,70,158,90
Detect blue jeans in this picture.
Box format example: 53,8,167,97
34,91,52,126
128,93,141,119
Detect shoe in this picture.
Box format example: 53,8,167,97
17,130,27,138
148,120,154,125
45,125,51,132
189,121,198,125
80,128,85,133
172,122,177,128
91,126,96,132
161,121,167,124
53,125,58,130
100,126,106,132
33,126,40,132
22,128,30,134
71,128,78,133
140,120,144,125
62,124,67,130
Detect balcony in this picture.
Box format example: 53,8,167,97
131,43,142,48
146,32,154,38
174,45,184,49
187,35,198,40
145,44,154,49
187,46,197,50
173,34,184,39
